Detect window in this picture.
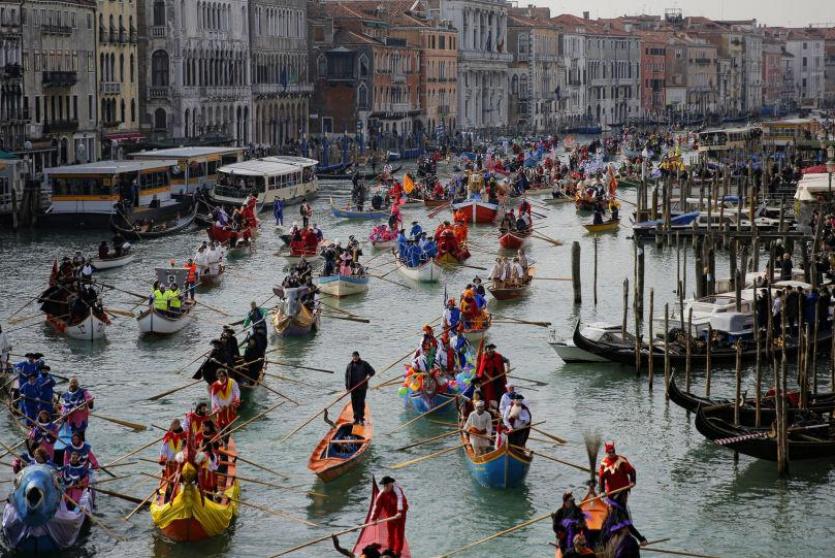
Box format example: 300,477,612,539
35,97,41,123
359,54,369,78
317,54,326,78
357,83,368,109
87,13,91,29
154,108,166,130
130,54,134,81
119,53,124,81
151,50,169,85
131,99,135,123
73,95,77,119
88,95,93,121
153,0,165,26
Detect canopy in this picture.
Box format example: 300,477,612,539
794,173,834,201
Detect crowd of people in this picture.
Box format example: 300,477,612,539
488,250,531,289
39,256,108,326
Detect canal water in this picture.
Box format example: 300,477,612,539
1,163,833,558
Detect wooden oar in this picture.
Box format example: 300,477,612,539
386,395,457,434
104,434,166,468
124,482,160,520
269,516,398,557
323,313,371,324
428,201,451,218
147,378,204,401
390,443,464,469
104,307,136,318
509,444,588,472
192,299,231,317
492,314,551,328
531,230,563,246
530,426,566,444
90,412,146,432
4,289,48,321
62,491,128,541
219,448,291,480
235,474,327,498
318,300,366,319
95,487,146,506
263,372,340,394
434,483,634,557
8,311,44,325
506,374,549,387
395,429,461,452
207,489,319,527
641,548,721,558
265,359,335,374
213,400,286,442
532,276,572,281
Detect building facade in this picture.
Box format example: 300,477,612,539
97,0,140,158
507,7,559,132
22,0,98,170
586,30,641,126
782,32,825,106
552,15,588,126
1,0,26,152
637,32,667,119
250,0,311,149
138,0,252,144
434,0,511,130
761,37,784,112
684,36,718,116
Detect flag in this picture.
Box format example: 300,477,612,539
403,173,414,194
474,337,486,378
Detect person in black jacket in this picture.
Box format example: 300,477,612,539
345,351,375,425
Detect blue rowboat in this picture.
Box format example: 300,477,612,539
460,433,533,489
330,197,388,220
406,391,456,415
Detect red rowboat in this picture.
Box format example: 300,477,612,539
452,199,499,224
207,224,255,243
498,229,532,250
352,479,412,558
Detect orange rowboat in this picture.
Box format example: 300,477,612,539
553,486,609,557
307,402,372,482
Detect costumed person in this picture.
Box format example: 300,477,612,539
476,343,509,410
502,393,531,448
18,371,42,425
159,418,187,481
345,351,375,425
184,401,212,436
63,431,100,470
489,257,506,289
61,376,94,439
443,299,461,331
464,400,493,455
552,491,590,556
499,382,517,416
370,476,408,557
28,410,59,460
599,441,647,547
60,450,91,510
35,365,56,414
274,198,284,225
210,368,240,431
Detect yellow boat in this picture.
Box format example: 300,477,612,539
583,219,620,234
150,439,240,541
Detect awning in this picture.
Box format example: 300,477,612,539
104,131,145,142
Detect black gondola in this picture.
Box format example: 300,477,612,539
110,203,198,240
572,319,834,369
694,405,835,461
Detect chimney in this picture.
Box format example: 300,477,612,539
527,4,534,18
583,11,589,20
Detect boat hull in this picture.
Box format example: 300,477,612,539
370,239,396,250
548,341,609,363
330,198,388,220
91,253,134,270
46,312,109,341
307,402,372,482
395,259,442,283
407,392,455,415
452,200,498,224
462,439,532,489
137,302,195,335
272,305,320,337
498,232,529,250
584,219,620,233
317,275,369,297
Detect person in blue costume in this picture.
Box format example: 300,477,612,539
409,221,423,239
19,371,42,425
35,365,56,413
397,229,409,260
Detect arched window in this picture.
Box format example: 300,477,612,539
511,74,518,95
153,0,165,26
130,99,136,123
357,83,368,109
317,54,326,79
184,108,190,137
152,50,169,86
154,108,167,130
120,99,125,122
119,53,124,81
130,54,135,82
359,54,369,78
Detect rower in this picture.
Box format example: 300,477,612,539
242,336,265,384
159,418,187,487
552,491,589,556
464,400,493,455
443,299,461,333
499,382,517,416
184,401,211,435
221,325,240,360
476,343,509,412
370,476,408,557
166,281,182,315
28,410,59,461
18,371,41,425
35,365,56,414
61,376,94,439
63,431,100,471
502,393,531,448
345,351,375,426
98,241,110,260
60,450,91,510
210,368,240,432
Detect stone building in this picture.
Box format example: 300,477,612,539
21,0,98,170
432,0,511,130
250,0,311,149
586,27,641,126
97,0,141,158
636,31,667,120
551,14,588,127
138,0,252,144
0,0,26,152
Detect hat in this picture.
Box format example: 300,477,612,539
486,343,496,350
562,491,574,502
604,441,616,453
361,544,383,558
25,353,34,358
505,382,515,389
33,353,44,359
380,476,396,485
40,365,51,372
512,393,525,401
411,220,418,224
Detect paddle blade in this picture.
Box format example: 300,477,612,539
584,432,601,486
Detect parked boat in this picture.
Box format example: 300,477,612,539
317,274,369,297
351,479,412,558
91,251,134,270
330,197,389,220
1,465,91,552
110,205,197,241
452,199,499,224
548,323,622,364
395,258,443,283
584,219,620,233
307,402,372,482
150,438,239,541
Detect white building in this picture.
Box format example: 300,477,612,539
432,0,512,130
783,31,826,106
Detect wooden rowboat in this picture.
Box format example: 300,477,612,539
352,479,412,558
583,219,620,233
395,258,443,283
424,198,449,208
452,199,499,224
91,252,135,270
137,300,196,335
46,309,110,341
330,197,389,220
272,303,320,337
150,438,239,541
487,266,535,301
459,429,532,489
553,486,608,558
307,401,372,482
317,274,369,297
498,229,532,250
407,390,456,415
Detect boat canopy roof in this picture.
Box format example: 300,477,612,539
218,157,318,177
795,173,834,201
132,146,244,159
45,159,173,176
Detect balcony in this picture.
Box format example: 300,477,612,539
391,102,411,113
2,63,22,79
43,119,79,133
41,24,72,35
149,86,169,99
42,71,77,88
151,26,166,39
252,83,314,96
459,49,513,64
100,82,121,95
326,72,354,83
392,73,406,84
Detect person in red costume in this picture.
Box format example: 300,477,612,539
432,180,445,199
598,440,636,501
371,476,408,557
476,343,509,411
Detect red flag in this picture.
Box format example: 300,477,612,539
474,337,486,378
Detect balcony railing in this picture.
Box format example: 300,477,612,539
100,82,121,95
2,63,22,78
149,86,169,98
392,73,406,83
43,119,79,133
41,24,72,35
151,26,166,38
391,102,411,113
42,71,77,88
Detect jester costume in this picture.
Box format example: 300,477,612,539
210,377,240,430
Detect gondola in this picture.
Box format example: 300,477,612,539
315,161,353,178
487,267,535,301
498,228,532,250
352,479,412,558
553,486,608,558
109,204,198,241
458,428,532,489
150,437,239,541
330,197,389,220
272,300,320,337
307,401,372,482
583,219,620,233
406,390,456,415
694,405,835,461
571,319,834,369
